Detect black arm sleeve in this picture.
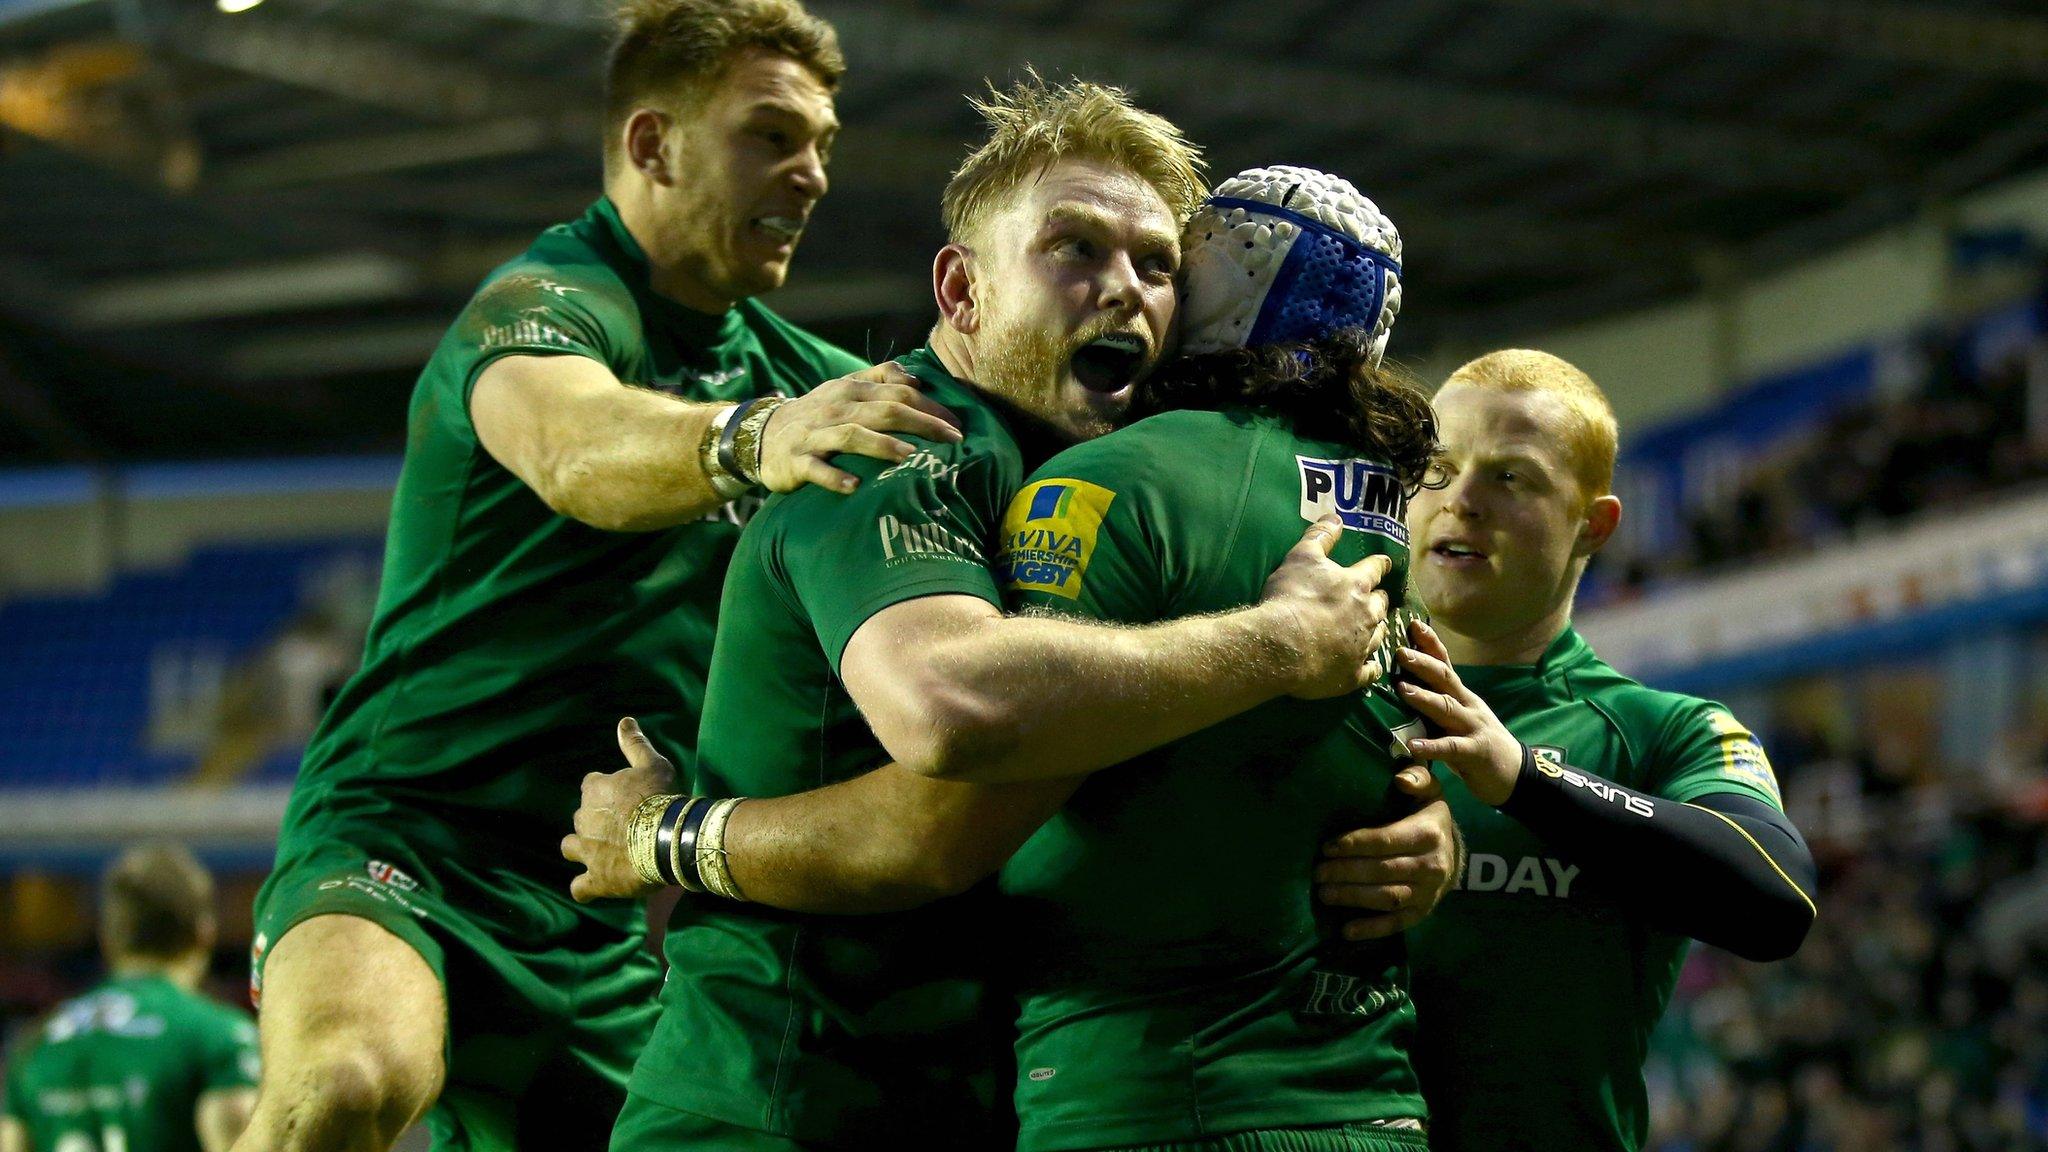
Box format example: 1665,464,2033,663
1496,744,1817,961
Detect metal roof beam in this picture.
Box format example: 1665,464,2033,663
1492,0,2048,83
221,271,928,378
404,0,1893,192
160,10,544,119
815,6,1890,195
210,114,597,190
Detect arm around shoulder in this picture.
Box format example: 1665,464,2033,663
469,353,729,532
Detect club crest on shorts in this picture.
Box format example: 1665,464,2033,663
366,859,420,892
249,931,269,1009
1297,456,1407,543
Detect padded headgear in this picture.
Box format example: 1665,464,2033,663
1179,165,1403,364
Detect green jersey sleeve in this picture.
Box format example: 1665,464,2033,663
447,265,635,401
775,447,1011,672
201,1011,262,1092
1649,700,1786,809
998,443,1170,624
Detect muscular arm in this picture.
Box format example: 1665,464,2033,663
195,1086,258,1152
840,536,1390,784
470,354,730,531
471,356,959,532
720,767,1082,912
1496,750,1817,961
566,720,1077,910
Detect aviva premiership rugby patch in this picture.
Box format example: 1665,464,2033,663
1709,712,1781,800
1000,478,1116,600
1298,456,1408,543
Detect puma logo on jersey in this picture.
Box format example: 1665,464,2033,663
1297,456,1407,543
1454,853,1581,899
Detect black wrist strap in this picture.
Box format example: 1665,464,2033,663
718,398,762,482
673,796,715,893
652,797,690,887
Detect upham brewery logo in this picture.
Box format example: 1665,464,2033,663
877,511,984,566
1297,456,1408,543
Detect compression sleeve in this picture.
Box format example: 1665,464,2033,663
1497,744,1817,961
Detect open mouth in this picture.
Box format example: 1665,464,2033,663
1431,541,1488,563
1070,333,1148,394
753,215,804,243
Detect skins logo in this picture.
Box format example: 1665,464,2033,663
1297,456,1408,543
1535,751,1657,819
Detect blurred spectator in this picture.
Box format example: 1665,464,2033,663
1648,714,2048,1151
1593,304,2048,603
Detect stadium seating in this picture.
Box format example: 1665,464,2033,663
0,539,378,789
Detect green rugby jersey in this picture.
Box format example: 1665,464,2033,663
270,197,864,929
1405,627,1784,1152
4,975,258,1152
995,407,1429,1152
627,346,1030,1146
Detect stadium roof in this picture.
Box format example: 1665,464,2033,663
4,0,2048,462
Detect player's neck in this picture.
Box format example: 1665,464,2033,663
928,326,976,385
109,952,207,990
609,184,738,315
1436,601,1573,667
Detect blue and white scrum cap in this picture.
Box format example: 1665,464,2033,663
1179,165,1402,364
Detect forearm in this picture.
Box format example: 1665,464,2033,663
916,604,1299,782
1497,746,1817,960
717,766,1079,913
472,354,739,531
536,384,732,531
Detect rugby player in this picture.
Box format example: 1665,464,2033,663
569,83,1423,1151
989,166,1439,1152
1324,350,1819,1152
238,3,965,1150
3,844,260,1152
567,162,1460,1150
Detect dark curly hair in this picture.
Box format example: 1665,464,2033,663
1138,327,1443,494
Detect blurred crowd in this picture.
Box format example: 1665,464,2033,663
1647,715,2048,1151
1606,314,2048,597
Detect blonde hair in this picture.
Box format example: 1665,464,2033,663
1446,349,1618,501
100,842,213,961
941,71,1207,245
605,0,843,162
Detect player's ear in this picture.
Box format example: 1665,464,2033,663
623,109,673,184
1576,493,1621,557
933,244,979,335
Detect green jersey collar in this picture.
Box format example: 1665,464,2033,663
586,197,746,348
897,344,1015,431
1453,625,1598,707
